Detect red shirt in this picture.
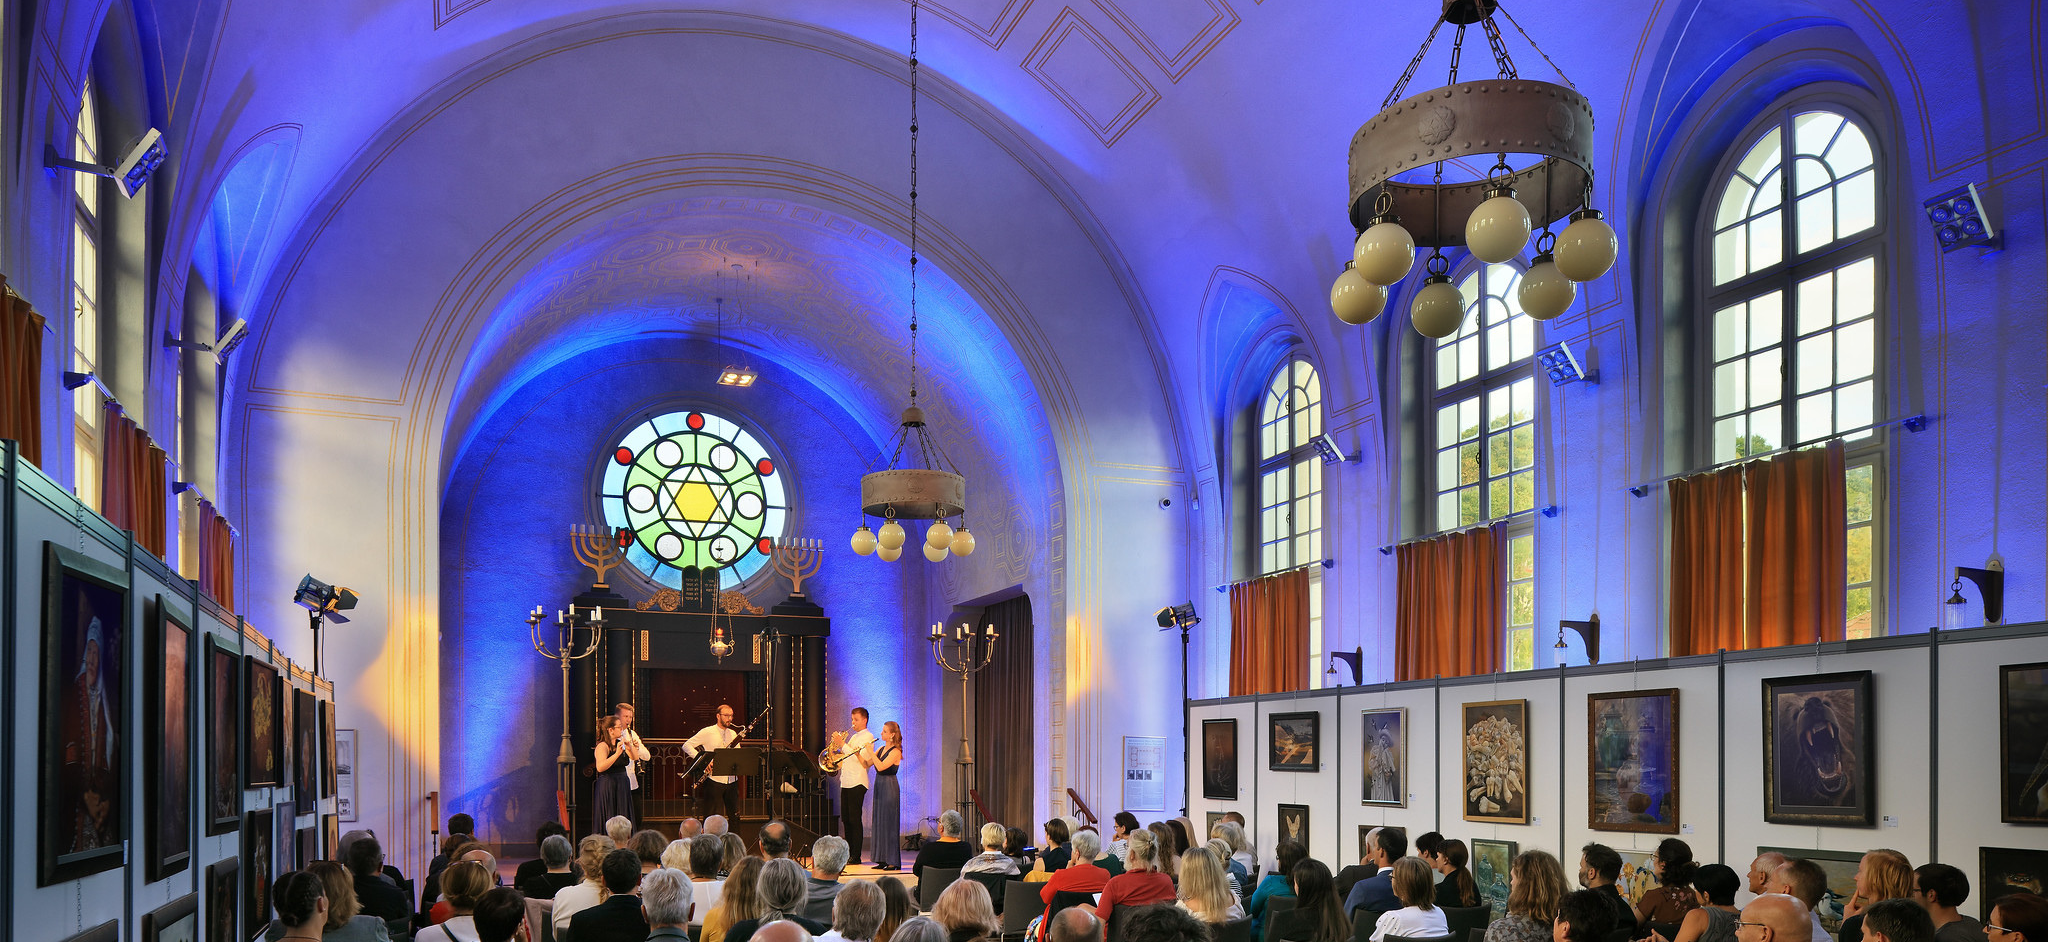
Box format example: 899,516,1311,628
1039,863,1111,940
1096,871,1177,922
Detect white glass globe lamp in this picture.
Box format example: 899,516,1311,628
1410,275,1466,338
1518,253,1576,320
950,526,977,556
877,543,903,562
1354,218,1416,286
925,520,954,550
1466,186,1532,264
850,525,877,556
922,542,949,562
877,519,906,550
1554,208,1618,281
1330,263,1388,325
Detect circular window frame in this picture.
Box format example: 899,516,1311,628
594,407,794,593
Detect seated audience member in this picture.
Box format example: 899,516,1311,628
265,861,387,942
1739,894,1816,942
1110,813,1143,865
1485,850,1569,942
642,868,695,942
1344,827,1406,919
272,871,333,941
1371,856,1450,942
891,916,954,942
522,833,581,900
1249,839,1309,937
1988,892,2048,942
1170,820,1196,858
1861,899,1935,942
348,835,414,927
1039,829,1114,938
1558,889,1621,942
1434,839,1481,908
1005,827,1035,871
1088,826,1127,876
1748,855,1789,900
417,861,493,942
429,848,500,925
1415,834,1447,885
1178,846,1246,925
1268,859,1353,942
874,877,917,942
760,820,795,860
429,815,477,877
1581,844,1641,938
664,838,695,872
1213,821,1255,874
568,849,654,942
605,815,633,846
681,818,704,839
807,836,852,923
688,833,728,926
917,811,979,878
1125,903,1215,942
1650,864,1743,942
1911,864,1981,942
1148,823,1183,881
515,821,572,889
473,887,529,942
1049,907,1105,942
705,856,768,942
723,858,831,942
1100,827,1179,923
1841,851,1915,942
964,823,1022,876
554,834,618,936
1029,817,1075,881
1205,838,1245,893
756,921,817,942
1769,859,1835,942
722,832,749,875
1638,839,1704,928
632,829,670,873
422,834,479,916
934,879,1002,942
705,815,730,835
820,880,887,942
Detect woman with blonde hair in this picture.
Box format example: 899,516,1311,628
1212,820,1255,873
1097,827,1177,922
933,878,1002,942
416,861,493,942
964,822,1020,875
1146,822,1181,880
264,861,386,941
1371,857,1449,942
661,838,693,872
1178,846,1245,923
1485,849,1569,942
1207,838,1247,895
1839,849,1916,942
719,831,747,875
703,855,766,942
552,834,616,936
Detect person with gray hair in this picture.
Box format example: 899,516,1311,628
890,916,952,942
964,822,1020,875
807,835,851,922
681,818,704,838
644,867,696,938
1049,907,1105,942
724,857,830,942
915,809,977,878
706,815,731,835
820,880,887,942
520,833,581,900
755,920,817,942
1036,829,1111,940
606,815,634,845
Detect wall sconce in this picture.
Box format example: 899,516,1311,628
45,128,167,198
1555,613,1600,664
1924,183,1999,253
1310,432,1358,464
1536,341,1597,387
1947,565,2004,625
1325,646,1363,685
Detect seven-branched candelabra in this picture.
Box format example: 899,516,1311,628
931,621,999,826
529,604,604,827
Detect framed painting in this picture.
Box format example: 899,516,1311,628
297,825,318,870
1588,688,1679,833
323,814,340,862
1202,718,1238,799
1471,838,1517,919
1461,699,1530,824
205,635,241,835
275,800,298,879
293,688,317,806
1357,825,1369,862
1361,707,1407,806
62,922,120,942
1275,803,1311,855
147,596,196,881
244,808,274,935
1616,849,1660,907
1268,711,1321,772
320,700,338,800
1980,846,2048,920
243,656,282,788
1758,847,1859,933
1206,811,1225,836
1763,671,1875,826
206,857,239,942
38,542,131,886
2000,661,2048,824
335,729,357,821
278,678,295,794
143,892,199,942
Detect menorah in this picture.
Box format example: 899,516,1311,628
773,538,823,596
572,525,623,590
528,604,604,828
931,620,1000,827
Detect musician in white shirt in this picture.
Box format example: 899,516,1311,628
830,708,876,864
618,703,652,811
684,704,743,818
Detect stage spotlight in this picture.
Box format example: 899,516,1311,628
1923,183,1999,253
293,574,359,617
1155,602,1199,629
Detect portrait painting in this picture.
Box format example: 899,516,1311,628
1276,803,1311,855
206,857,239,942
1269,711,1321,772
206,635,241,835
1758,846,1859,933
1207,811,1225,836
1588,689,1679,833
2000,661,2048,824
321,700,338,799
1462,699,1529,824
1202,718,1238,799
244,808,274,935
244,656,281,787
1980,846,2048,921
293,688,317,806
143,892,199,942
1763,671,1875,825
38,542,130,886
1472,839,1517,918
1361,707,1407,806
147,597,195,880
297,825,318,870
275,800,298,878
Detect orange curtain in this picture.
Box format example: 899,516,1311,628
1668,465,1747,655
198,498,237,609
0,279,44,466
1746,441,1846,647
98,403,169,557
1227,568,1310,696
1394,524,1504,681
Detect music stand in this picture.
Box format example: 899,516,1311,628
706,746,765,779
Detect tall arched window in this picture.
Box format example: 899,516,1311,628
72,82,102,510
1704,105,1884,637
1258,356,1324,682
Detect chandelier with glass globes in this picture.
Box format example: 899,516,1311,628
1329,0,1618,332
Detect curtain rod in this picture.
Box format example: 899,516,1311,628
1376,520,1504,556
1624,414,1928,497
1212,558,1333,593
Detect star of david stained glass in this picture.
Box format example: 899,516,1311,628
599,411,788,587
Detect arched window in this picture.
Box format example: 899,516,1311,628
72,82,102,509
1704,106,1883,637
599,410,790,588
1429,261,1537,669
1257,356,1324,683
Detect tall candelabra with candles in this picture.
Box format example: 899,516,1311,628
528,603,604,827
931,620,999,826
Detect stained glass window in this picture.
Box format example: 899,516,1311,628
600,411,788,587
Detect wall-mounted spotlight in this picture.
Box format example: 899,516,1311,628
1310,432,1359,464
1924,183,1999,253
716,366,758,387
1325,646,1364,685
1536,341,1597,387
1556,613,1600,664
61,371,97,390
1946,564,2004,625
46,128,167,198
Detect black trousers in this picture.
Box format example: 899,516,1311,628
840,784,868,862
700,779,739,819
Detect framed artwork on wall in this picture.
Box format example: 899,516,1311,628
244,808,274,935
1615,849,1659,907
293,688,318,806
1471,838,1517,919
323,814,341,862
1980,846,2048,920
1763,670,1875,825
1999,661,2048,824
275,800,298,880
1207,811,1225,837
1202,719,1238,799
1275,803,1311,856
1461,699,1529,823
61,921,120,942
243,656,282,788
38,542,131,886
297,825,318,870
1587,688,1679,833
1268,711,1321,772
147,596,196,881
278,679,295,794
335,729,357,821
320,700,338,799
207,857,239,942
1361,707,1407,806
1758,846,1859,933
142,892,199,942
206,635,242,835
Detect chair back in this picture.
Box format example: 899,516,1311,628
1048,890,1096,927
524,896,555,942
1214,916,1255,942
1442,905,1493,939
1352,913,1378,942
1106,903,1140,942
1242,867,1263,902
1002,881,1041,938
1261,900,1305,942
1469,927,1490,942
967,872,1011,914
921,867,963,910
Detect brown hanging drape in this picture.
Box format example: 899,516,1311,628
198,498,237,609
1746,441,1846,647
98,402,169,557
1227,568,1310,696
1394,524,1504,682
974,594,1033,831
0,279,44,466
1668,465,1747,655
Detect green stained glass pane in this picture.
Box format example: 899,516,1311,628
601,411,789,588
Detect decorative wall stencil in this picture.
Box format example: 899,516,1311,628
1022,9,1161,147
1093,0,1239,81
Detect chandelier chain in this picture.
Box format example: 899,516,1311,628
908,0,921,408
1446,23,1467,86
1380,15,1446,109
1497,2,1576,88
1480,16,1517,79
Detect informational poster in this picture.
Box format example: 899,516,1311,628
1123,736,1166,811
335,730,357,821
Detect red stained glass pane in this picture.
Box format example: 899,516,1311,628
686,412,705,430
616,529,633,548
614,447,633,465
757,537,774,556
756,458,774,476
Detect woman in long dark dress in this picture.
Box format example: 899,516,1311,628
866,721,905,870
590,715,632,833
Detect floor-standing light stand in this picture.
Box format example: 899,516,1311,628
529,603,603,829
930,621,998,829
1155,602,1200,813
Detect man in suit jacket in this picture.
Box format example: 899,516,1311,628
569,849,653,942
1344,827,1408,919
346,835,414,928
